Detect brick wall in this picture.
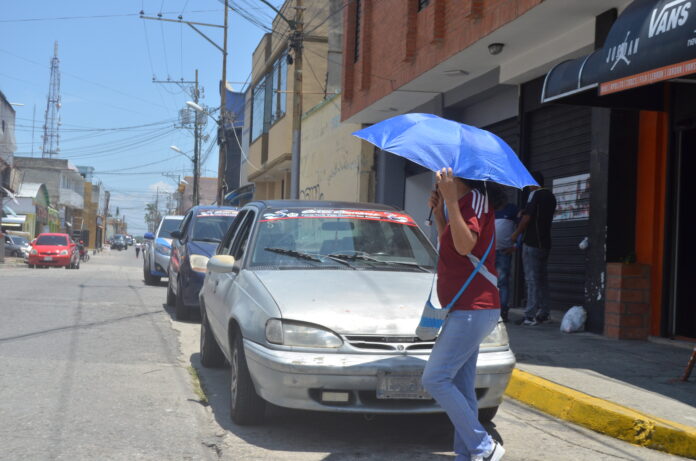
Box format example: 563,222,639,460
341,0,543,121
604,263,651,340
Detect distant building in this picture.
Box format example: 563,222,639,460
180,176,217,212
14,157,85,233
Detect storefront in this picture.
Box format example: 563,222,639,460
542,0,696,339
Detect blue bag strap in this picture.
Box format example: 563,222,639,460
425,237,494,310
445,237,495,309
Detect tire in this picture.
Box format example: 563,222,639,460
200,306,225,368
166,282,176,306
174,277,190,321
143,262,157,286
478,406,499,423
28,264,35,269
229,331,266,425
12,250,20,257
65,263,71,270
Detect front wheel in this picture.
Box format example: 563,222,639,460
229,332,266,425
166,282,176,306
478,406,499,423
200,307,225,368
174,278,189,320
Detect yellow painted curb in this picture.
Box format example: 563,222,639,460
505,368,696,459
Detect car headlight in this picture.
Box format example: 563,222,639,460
30,249,38,255
189,254,209,273
481,322,509,348
265,319,343,348
59,250,69,256
155,244,171,255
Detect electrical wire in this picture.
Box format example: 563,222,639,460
0,10,221,23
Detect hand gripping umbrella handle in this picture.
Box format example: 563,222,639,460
425,208,434,226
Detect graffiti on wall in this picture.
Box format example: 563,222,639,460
300,184,324,200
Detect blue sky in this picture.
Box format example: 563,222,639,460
0,1,282,235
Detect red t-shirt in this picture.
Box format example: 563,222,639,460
437,189,500,311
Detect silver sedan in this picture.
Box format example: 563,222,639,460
199,200,515,425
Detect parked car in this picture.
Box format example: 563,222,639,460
143,215,184,285
199,201,515,425
168,206,239,320
27,233,80,269
4,234,31,258
111,235,127,251
125,235,134,247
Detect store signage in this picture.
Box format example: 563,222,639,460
648,0,691,38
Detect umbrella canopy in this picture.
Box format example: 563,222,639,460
352,113,537,189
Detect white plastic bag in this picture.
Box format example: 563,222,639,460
560,306,586,333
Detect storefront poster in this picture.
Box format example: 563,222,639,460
552,173,590,222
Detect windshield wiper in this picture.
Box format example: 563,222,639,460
264,247,321,262
194,237,221,243
324,254,358,270
328,252,431,272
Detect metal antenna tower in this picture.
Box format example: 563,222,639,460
42,41,62,158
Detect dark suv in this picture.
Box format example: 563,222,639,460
111,235,127,251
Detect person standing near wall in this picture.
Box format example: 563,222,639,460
492,194,518,323
511,171,557,325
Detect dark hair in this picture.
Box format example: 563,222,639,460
532,171,545,187
487,182,508,210
463,179,486,194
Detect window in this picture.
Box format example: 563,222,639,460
418,0,430,11
353,0,362,62
219,210,247,255
36,235,68,246
250,77,266,142
229,212,255,261
270,55,288,124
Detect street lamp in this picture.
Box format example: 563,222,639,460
170,145,199,206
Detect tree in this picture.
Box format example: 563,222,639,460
144,202,162,233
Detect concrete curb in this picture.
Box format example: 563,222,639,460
505,368,696,459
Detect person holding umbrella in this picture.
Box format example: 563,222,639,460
353,113,536,461
422,168,505,461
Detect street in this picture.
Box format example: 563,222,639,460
0,250,685,461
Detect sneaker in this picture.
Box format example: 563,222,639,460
535,313,549,324
472,441,505,461
515,317,537,326
500,310,509,323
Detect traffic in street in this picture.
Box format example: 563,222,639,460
0,247,681,460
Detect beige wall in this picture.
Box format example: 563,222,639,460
244,0,332,199
300,95,372,203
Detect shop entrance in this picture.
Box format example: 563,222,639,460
671,124,696,339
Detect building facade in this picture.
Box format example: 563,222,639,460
338,0,696,340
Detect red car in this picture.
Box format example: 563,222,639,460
28,233,80,269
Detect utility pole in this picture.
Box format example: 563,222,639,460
290,0,304,199
153,71,200,206
217,0,229,205
192,69,200,206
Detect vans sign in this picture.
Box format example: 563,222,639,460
649,0,691,38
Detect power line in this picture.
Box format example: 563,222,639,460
0,10,221,23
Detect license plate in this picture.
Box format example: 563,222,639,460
44,256,53,261
376,371,431,400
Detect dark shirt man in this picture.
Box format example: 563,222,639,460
511,172,557,325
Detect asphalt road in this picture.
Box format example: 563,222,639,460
0,250,685,460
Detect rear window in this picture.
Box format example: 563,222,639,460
192,210,238,242
36,235,68,246
12,236,28,245
158,218,182,238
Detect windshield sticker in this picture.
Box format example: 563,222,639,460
196,209,239,218
260,209,416,226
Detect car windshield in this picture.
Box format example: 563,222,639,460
12,236,28,245
36,235,68,246
250,208,436,271
192,211,238,242
158,218,181,238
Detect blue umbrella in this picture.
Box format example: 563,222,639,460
352,113,537,189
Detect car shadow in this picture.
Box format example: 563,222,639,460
162,302,201,324
188,351,502,458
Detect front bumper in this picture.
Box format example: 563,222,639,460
244,340,515,414
182,270,205,306
152,251,170,277
28,255,71,266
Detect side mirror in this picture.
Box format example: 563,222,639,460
170,230,183,240
207,255,236,273
144,232,155,240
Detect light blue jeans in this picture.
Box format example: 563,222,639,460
422,309,500,460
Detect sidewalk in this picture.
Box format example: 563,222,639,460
505,308,696,458
0,256,26,269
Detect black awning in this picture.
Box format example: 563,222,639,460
542,0,696,104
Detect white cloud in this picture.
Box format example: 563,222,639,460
148,181,175,194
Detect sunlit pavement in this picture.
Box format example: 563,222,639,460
0,249,685,460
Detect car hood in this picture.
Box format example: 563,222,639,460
187,240,217,257
253,270,434,335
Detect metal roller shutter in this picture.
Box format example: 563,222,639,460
528,105,591,311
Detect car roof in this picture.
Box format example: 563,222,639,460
247,200,399,212
188,205,238,212
37,233,69,237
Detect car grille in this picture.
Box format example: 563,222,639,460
343,335,435,352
